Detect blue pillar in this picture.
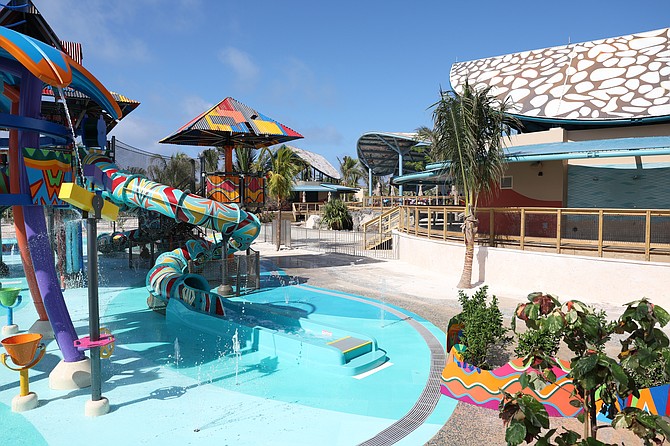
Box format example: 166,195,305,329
398,152,403,196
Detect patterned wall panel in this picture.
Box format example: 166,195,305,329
205,174,241,204
244,176,265,205
451,28,670,120
23,147,73,206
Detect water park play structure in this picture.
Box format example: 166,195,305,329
0,18,387,414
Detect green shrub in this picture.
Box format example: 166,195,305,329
457,285,508,368
514,327,560,359
321,199,352,230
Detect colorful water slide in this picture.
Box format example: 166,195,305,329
84,152,387,375
83,151,260,299
85,152,259,250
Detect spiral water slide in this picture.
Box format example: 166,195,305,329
83,152,260,302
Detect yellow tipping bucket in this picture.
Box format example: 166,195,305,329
1,333,43,366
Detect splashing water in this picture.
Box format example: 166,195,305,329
58,87,85,181
232,328,241,385
173,337,181,368
284,276,290,304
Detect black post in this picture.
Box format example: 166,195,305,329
86,210,101,402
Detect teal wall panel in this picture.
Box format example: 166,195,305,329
567,165,670,209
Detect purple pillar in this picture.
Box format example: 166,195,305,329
18,71,84,362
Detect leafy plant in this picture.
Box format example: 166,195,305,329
321,199,353,230
264,145,307,250
500,293,670,445
457,286,508,368
515,327,561,359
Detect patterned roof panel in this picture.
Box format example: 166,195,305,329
160,97,303,148
450,28,670,121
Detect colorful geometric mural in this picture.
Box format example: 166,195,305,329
23,147,72,206
441,346,580,417
442,345,670,419
206,174,241,204
244,176,264,205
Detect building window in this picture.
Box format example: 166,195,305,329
501,176,513,189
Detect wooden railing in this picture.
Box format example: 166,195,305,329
397,206,670,262
350,195,455,210
361,207,401,249
291,202,324,220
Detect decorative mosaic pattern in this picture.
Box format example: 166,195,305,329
450,28,670,120
206,174,241,204
23,147,72,205
244,176,265,204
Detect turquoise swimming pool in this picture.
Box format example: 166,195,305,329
0,255,455,445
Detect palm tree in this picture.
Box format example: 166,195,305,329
337,156,364,187
265,145,307,250
430,80,518,288
200,148,220,172
233,147,268,173
147,152,195,190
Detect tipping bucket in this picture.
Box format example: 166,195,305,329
1,333,43,366
0,288,21,307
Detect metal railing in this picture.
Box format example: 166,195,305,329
258,222,398,260
188,248,261,296
398,205,670,262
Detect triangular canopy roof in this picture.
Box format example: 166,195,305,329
159,97,303,148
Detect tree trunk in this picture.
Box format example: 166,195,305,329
276,206,282,251
584,390,598,440
457,215,477,289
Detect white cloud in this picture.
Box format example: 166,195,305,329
38,1,150,63
218,47,260,91
182,95,214,119
108,115,172,154
269,57,337,107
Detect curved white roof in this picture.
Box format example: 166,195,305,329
450,28,670,122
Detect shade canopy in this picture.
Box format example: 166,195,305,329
356,132,426,176
159,97,303,149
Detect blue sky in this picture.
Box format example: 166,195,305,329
38,0,670,169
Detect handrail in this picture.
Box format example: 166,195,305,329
362,207,401,250
397,205,670,262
